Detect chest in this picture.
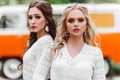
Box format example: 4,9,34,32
53,53,94,68
51,52,94,79
23,47,37,63
52,49,95,72
67,46,83,58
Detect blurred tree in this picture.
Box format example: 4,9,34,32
45,0,118,3
9,0,18,5
0,0,9,6
89,0,118,3
17,0,25,4
69,0,88,3
0,0,119,6
45,0,69,4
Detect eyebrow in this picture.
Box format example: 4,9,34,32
67,17,85,19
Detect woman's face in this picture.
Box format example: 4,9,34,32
28,7,48,33
66,9,87,37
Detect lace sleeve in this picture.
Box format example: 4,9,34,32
92,48,106,80
32,47,51,80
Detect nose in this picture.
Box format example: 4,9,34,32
31,18,35,24
74,20,78,27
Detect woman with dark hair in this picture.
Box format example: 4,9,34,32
22,1,57,80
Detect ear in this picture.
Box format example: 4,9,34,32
86,22,88,29
45,19,48,25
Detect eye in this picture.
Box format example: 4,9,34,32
78,18,84,22
28,16,32,20
35,16,41,19
68,18,74,23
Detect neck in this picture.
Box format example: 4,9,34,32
37,30,48,39
67,36,84,47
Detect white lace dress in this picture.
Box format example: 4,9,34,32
32,43,106,80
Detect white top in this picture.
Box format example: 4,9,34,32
23,35,53,80
32,43,106,80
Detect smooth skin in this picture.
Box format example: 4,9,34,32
28,7,48,38
66,9,87,58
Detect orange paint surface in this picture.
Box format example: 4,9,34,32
0,33,120,63
0,34,29,59
94,32,120,63
90,13,114,27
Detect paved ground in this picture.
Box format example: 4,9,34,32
0,69,120,80
0,76,120,80
108,76,120,80
0,77,23,80
2,64,118,80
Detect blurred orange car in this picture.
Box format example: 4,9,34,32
0,4,120,79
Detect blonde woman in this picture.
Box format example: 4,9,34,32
32,3,106,80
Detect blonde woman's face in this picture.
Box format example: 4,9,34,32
66,9,87,37
28,7,48,33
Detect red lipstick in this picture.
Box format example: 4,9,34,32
31,26,37,29
73,28,80,32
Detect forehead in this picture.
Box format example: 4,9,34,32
67,9,85,18
28,7,42,15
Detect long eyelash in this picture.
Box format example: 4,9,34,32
36,16,41,19
28,16,32,19
78,18,84,22
68,18,74,23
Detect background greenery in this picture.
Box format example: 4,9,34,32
0,0,119,6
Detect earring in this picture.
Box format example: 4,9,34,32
65,31,70,39
84,30,87,36
45,26,49,32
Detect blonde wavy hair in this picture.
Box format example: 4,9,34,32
50,3,97,58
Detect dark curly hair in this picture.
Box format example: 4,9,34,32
27,0,57,50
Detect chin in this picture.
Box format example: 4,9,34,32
73,33,81,36
31,30,37,33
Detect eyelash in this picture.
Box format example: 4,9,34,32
68,19,74,23
36,16,41,19
68,18,84,23
78,18,84,22
28,16,41,20
28,16,32,20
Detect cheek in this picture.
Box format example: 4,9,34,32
66,22,73,28
82,22,87,30
38,20,46,27
28,20,31,25
66,22,69,27
83,24,87,30
66,23,72,31
79,24,87,34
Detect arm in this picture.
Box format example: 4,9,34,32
92,48,106,80
32,36,53,80
32,47,51,80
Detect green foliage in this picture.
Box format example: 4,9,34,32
93,0,117,3
69,0,88,3
111,63,120,74
45,0,88,3
17,0,25,4
45,0,70,4
0,0,119,6
0,0,9,6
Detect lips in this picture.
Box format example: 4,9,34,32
73,28,80,32
31,26,37,29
